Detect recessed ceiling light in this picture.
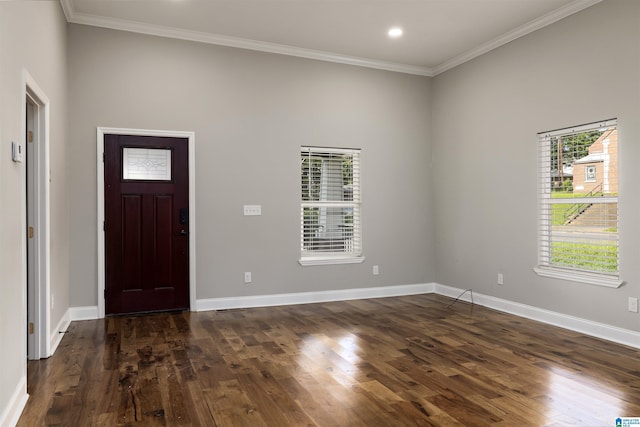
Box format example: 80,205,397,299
388,27,403,38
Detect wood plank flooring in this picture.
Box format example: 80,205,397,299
18,294,640,426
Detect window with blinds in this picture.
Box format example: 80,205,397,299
300,147,363,265
535,119,622,287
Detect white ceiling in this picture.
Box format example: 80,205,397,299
61,0,601,76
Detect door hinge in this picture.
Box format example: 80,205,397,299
29,322,34,335
27,131,34,143
28,226,34,239
104,289,107,299
103,152,105,162
103,221,106,231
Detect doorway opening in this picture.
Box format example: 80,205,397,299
24,74,51,362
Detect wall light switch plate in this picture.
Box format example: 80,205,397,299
243,205,261,216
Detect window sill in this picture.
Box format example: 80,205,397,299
299,256,365,266
534,266,624,288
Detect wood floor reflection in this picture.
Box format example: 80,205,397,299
18,294,640,426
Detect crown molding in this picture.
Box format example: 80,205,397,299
431,0,602,76
60,0,601,77
59,0,73,22
60,0,433,76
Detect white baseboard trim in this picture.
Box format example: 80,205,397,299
196,283,436,312
65,285,436,320
69,305,99,321
49,309,71,356
434,283,640,349
66,282,639,350
0,375,28,427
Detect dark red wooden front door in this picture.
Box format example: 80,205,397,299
104,134,189,315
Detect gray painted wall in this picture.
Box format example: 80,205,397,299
67,24,435,306
432,0,640,331
2,0,639,422
0,1,68,420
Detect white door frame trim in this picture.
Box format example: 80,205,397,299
22,70,51,359
96,127,197,318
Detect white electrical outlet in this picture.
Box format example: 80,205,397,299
244,272,252,283
628,297,638,313
497,273,504,285
373,265,379,275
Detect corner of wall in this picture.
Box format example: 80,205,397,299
49,308,72,356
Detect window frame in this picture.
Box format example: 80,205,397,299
534,119,623,288
299,146,364,266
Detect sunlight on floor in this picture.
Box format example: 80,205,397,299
298,333,362,388
544,367,623,426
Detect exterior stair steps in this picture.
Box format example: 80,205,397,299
565,203,617,228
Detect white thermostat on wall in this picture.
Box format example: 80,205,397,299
12,141,23,163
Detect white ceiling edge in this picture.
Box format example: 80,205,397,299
431,0,603,76
60,0,601,78
65,10,433,76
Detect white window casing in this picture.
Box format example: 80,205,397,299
300,146,364,266
535,119,622,288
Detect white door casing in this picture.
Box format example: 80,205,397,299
96,127,197,318
23,70,51,360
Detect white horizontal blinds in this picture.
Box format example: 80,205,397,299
538,119,618,276
301,147,361,257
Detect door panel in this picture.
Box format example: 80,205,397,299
104,134,189,315
155,195,174,286
122,195,142,291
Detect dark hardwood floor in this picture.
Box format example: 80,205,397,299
18,294,640,426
